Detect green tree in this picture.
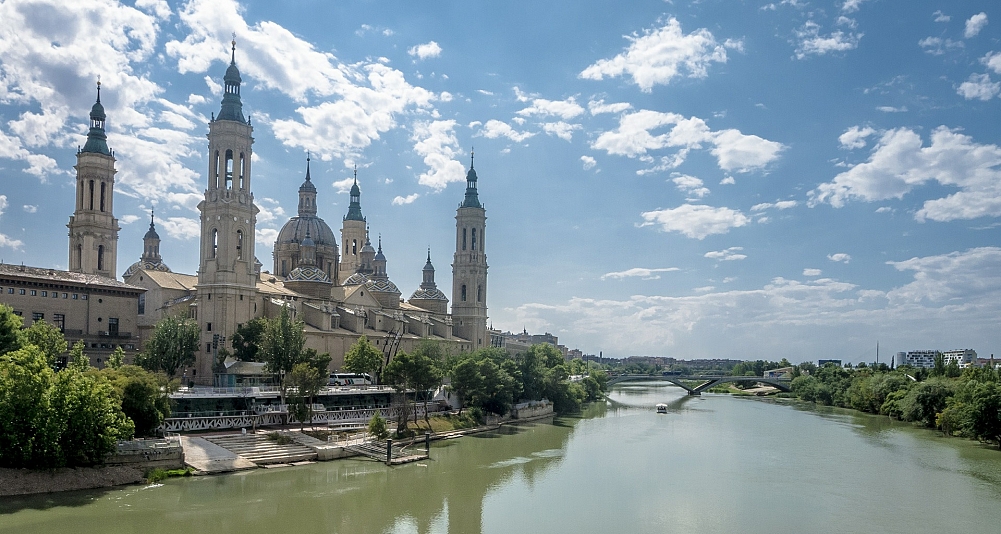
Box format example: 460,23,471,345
900,378,954,427
0,345,54,467
231,317,268,361
19,319,67,366
385,350,443,428
47,368,134,466
260,306,306,385
969,382,1001,449
343,335,383,383
286,362,326,431
68,339,90,371
368,411,388,440
98,365,171,437
0,304,23,356
135,315,199,377
106,346,125,370
449,357,480,415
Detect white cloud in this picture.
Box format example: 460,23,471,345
541,122,582,141
157,216,200,240
720,176,736,185
332,177,355,194
671,174,710,198
957,73,1000,101
256,198,286,224
828,253,852,263
256,227,278,246
841,0,867,13
588,99,632,115
876,105,907,113
704,247,747,261
919,36,964,55
580,17,732,92
392,193,420,205
120,214,140,225
476,119,536,142
803,268,822,276
965,12,988,38
22,205,37,213
811,126,1001,221
641,204,750,240
933,11,950,23
592,110,783,172
751,200,798,211
875,206,893,213
839,125,876,149
411,120,466,191
408,41,442,60
794,21,862,59
581,155,597,170
984,52,1001,74
601,267,680,280
517,96,585,120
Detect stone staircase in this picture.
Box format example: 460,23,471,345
205,433,317,465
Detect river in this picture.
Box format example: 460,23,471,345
3,381,1001,533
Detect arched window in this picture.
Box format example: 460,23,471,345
76,245,82,270
352,239,357,255
281,259,287,277
224,150,234,189
477,285,482,302
471,228,477,252
461,284,467,302
88,180,95,210
239,153,246,189
100,182,106,212
97,245,105,271
480,228,484,251
212,229,218,258
213,150,220,189
236,230,244,259
78,181,84,209
462,228,467,250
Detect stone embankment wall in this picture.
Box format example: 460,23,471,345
511,400,553,419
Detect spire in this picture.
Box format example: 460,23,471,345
460,149,481,208
141,208,162,263
345,165,365,221
217,37,246,123
81,78,111,155
144,208,159,240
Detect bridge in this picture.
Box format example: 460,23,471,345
606,374,792,396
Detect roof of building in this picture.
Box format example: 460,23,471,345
276,216,337,249
138,269,197,291
0,263,143,292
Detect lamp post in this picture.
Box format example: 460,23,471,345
280,368,287,427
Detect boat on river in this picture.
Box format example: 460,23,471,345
656,403,668,414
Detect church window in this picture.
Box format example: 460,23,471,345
138,293,145,315
76,245,82,270
239,153,246,190
477,285,482,302
281,259,287,276
352,239,358,255
236,230,244,259
88,180,95,210
41,291,47,297
212,229,218,258
100,182,106,212
213,150,220,188
53,314,65,333
462,228,467,250
207,322,212,332
32,312,43,322
461,284,467,302
97,245,105,271
471,228,477,251
78,181,84,209
480,228,484,251
224,150,234,189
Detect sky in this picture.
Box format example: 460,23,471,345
0,0,999,363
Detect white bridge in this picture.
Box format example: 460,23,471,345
606,374,792,395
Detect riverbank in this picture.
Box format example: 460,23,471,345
0,466,145,497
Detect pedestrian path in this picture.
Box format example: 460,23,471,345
179,436,257,474
204,433,317,465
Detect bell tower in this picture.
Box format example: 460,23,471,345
195,40,260,383
451,153,488,348
68,80,120,279
339,167,367,280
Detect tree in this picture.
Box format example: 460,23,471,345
107,346,125,370
0,345,54,467
969,382,1001,449
260,306,306,384
135,315,199,377
344,335,382,383
100,365,171,437
384,351,443,429
19,319,67,366
449,358,480,415
286,362,326,431
68,340,90,371
47,368,134,466
0,304,23,356
368,412,388,440
231,317,267,362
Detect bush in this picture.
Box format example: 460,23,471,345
266,431,295,445
368,412,388,440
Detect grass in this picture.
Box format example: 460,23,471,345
266,431,295,445
145,467,193,483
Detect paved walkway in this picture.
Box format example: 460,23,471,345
179,436,257,474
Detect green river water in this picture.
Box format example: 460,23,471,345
3,381,1001,533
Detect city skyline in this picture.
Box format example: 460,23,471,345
0,0,998,361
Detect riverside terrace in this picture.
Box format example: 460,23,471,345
163,385,440,433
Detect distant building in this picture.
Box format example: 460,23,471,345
818,359,843,367
764,367,794,378
942,349,977,368
895,350,937,368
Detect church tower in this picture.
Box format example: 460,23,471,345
195,40,260,383
68,81,120,279
451,154,488,348
339,168,367,280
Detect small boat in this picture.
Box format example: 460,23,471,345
656,403,668,414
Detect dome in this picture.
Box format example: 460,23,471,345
123,259,170,280
276,216,337,248
410,287,447,301
90,99,106,121
367,278,400,294
286,265,330,284
144,224,160,240
224,62,242,85
343,272,369,286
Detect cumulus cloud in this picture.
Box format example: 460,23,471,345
541,122,582,141
22,205,37,213
157,216,200,240
411,120,466,191
803,268,822,276
256,227,278,247
828,253,852,263
408,41,442,60
588,99,632,115
581,155,597,170
601,267,680,280
965,12,988,38
810,126,1001,221
392,193,420,205
580,18,733,92
671,174,710,198
839,125,877,149
475,119,536,143
919,36,964,55
957,73,1000,101
591,110,783,173
984,52,1001,74
704,247,747,261
517,96,585,120
641,204,750,239
841,0,867,13
933,10,950,23
794,21,862,59
751,200,798,211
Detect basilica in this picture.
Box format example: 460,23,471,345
3,42,490,384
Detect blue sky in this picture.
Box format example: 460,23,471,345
0,0,999,362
